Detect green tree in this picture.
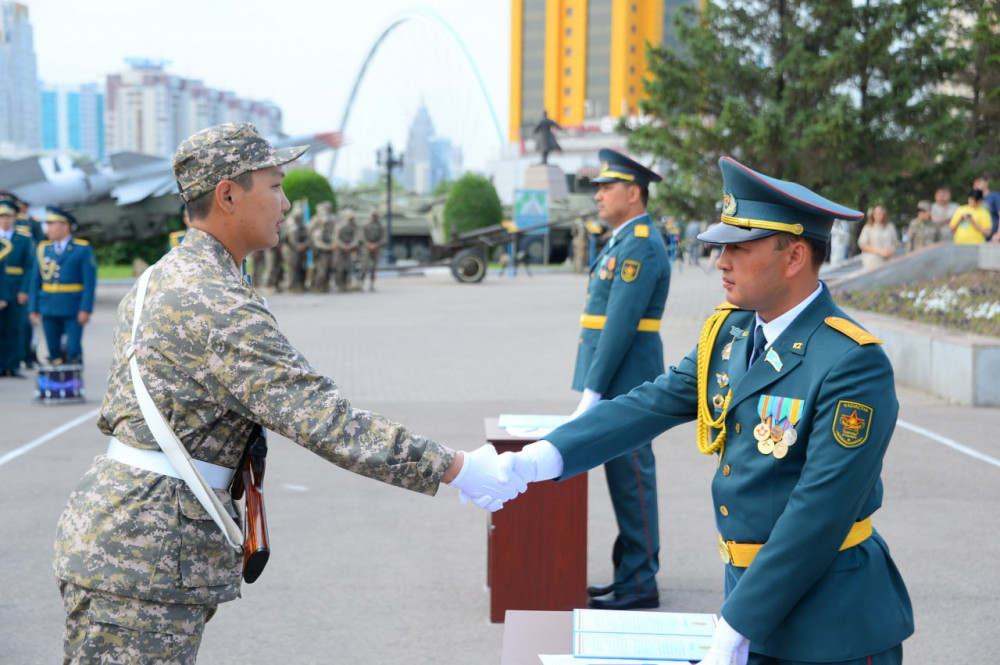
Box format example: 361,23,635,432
442,173,502,238
282,169,336,216
629,0,970,229
950,1,1000,179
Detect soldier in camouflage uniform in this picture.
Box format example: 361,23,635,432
360,210,385,291
282,199,310,292
905,200,940,252
333,211,360,292
309,201,337,293
52,122,526,664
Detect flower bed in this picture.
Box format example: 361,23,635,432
833,270,1000,338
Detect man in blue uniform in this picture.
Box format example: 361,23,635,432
486,156,913,664
572,148,671,610
28,206,97,364
2,191,44,367
0,199,35,377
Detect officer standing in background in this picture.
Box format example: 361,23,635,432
52,123,523,663
28,207,97,365
571,148,671,610
491,156,914,665
2,191,45,367
0,199,34,377
360,210,385,291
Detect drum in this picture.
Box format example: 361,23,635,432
35,364,85,404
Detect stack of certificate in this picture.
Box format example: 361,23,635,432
559,609,716,662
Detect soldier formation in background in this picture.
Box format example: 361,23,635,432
244,199,382,295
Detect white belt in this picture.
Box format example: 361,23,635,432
106,437,236,490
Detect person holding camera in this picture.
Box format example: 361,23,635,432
949,188,992,244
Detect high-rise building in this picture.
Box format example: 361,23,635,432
40,83,105,160
105,59,283,157
509,0,693,141
404,103,459,194
0,1,40,156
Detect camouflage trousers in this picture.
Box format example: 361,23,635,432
60,581,217,665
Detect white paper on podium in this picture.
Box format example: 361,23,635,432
568,609,717,661
497,413,571,439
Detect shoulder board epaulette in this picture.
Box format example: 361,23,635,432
72,238,90,246
634,224,649,238
825,316,881,345
714,301,739,311
15,226,31,237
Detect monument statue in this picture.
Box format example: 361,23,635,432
533,109,562,165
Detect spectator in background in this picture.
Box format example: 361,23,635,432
949,189,992,244
929,187,958,242
685,220,702,266
858,205,898,270
906,200,940,251
973,176,1000,240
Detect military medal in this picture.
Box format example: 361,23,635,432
755,395,804,458
712,393,726,412
716,372,729,389
599,269,608,279
721,327,746,362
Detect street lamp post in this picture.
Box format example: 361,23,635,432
376,143,403,265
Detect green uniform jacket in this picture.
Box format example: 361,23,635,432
548,285,913,661
572,214,670,396
54,229,455,606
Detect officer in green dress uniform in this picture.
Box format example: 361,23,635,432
2,191,44,367
491,156,913,664
0,199,35,376
572,148,671,610
28,206,97,364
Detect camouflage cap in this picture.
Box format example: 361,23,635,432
172,122,307,203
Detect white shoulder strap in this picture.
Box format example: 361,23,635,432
129,268,243,549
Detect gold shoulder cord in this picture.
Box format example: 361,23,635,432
696,309,733,456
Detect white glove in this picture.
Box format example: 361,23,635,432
570,388,602,419
496,440,564,484
448,444,528,512
697,616,749,665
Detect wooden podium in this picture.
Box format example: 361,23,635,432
485,417,587,623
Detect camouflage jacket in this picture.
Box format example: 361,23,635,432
54,228,455,605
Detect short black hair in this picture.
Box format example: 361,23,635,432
184,170,255,220
774,232,827,271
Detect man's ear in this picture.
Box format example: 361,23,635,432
215,180,236,213
784,238,810,278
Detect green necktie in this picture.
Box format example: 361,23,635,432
749,325,767,367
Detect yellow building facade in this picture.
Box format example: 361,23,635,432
510,0,692,141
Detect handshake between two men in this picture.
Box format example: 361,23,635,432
447,441,564,511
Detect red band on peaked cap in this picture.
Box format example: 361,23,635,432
719,156,864,221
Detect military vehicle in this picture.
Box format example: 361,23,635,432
0,132,342,244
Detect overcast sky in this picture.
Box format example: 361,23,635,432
23,0,511,179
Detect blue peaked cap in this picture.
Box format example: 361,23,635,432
0,200,17,216
699,156,863,244
593,148,662,188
